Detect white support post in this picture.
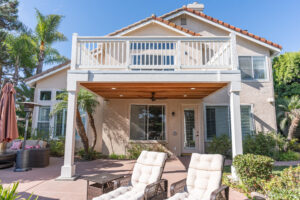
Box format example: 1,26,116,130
230,81,243,180
177,40,181,69
126,40,130,70
71,33,78,70
230,32,238,70
57,87,78,181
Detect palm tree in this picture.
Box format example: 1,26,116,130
77,89,99,150
51,89,99,154
34,9,67,74
5,33,36,84
277,95,300,140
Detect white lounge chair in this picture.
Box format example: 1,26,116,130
93,150,168,200
168,153,228,200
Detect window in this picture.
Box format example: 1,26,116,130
181,17,187,25
54,108,67,137
205,105,255,141
205,106,230,140
40,91,52,101
37,106,50,134
56,91,65,100
239,56,267,80
130,105,165,140
241,105,254,138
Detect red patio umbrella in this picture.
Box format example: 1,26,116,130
0,82,19,142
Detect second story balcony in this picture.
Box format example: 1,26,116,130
72,34,238,71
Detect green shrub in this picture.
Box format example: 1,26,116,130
109,154,127,160
126,143,168,159
207,134,231,158
243,133,277,158
233,154,274,191
0,182,37,200
276,151,300,161
49,138,65,157
262,166,300,200
78,148,102,160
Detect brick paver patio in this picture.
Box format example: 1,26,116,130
1,157,247,200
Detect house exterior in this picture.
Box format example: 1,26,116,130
25,2,281,180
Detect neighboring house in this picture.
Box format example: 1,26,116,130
25,3,281,179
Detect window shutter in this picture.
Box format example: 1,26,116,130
206,107,216,140
215,106,230,137
241,105,253,138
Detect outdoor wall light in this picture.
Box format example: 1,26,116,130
172,111,175,116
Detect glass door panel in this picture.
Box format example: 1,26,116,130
184,108,196,149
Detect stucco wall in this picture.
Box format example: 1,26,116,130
123,23,185,36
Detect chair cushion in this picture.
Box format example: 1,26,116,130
9,140,22,150
185,154,224,200
92,186,144,200
131,151,167,189
168,192,189,200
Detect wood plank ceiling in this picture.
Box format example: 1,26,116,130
80,83,227,100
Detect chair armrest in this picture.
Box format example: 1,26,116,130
112,175,132,189
144,179,168,200
170,179,186,197
210,185,229,200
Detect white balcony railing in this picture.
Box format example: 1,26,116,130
72,35,236,70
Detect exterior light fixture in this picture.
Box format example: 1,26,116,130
184,94,187,97
120,94,124,97
112,88,116,90
190,88,196,90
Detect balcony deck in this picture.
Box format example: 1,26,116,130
72,35,236,71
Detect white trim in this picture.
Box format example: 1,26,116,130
114,19,191,37
25,64,70,87
164,10,281,53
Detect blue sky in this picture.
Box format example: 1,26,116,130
19,0,300,69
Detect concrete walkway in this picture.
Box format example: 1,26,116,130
1,157,247,200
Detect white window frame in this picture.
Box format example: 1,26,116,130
239,56,269,82
36,106,51,134
203,103,231,142
35,88,69,139
129,103,167,142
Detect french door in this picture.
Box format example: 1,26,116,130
182,105,200,153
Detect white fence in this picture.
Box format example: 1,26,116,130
73,36,234,70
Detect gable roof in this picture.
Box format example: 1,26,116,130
161,7,282,50
108,15,201,36
25,61,70,87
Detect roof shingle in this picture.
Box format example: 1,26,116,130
161,7,282,49
108,15,201,36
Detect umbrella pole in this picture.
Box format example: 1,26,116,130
22,112,30,150
14,111,32,172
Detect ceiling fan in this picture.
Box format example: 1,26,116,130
151,92,167,101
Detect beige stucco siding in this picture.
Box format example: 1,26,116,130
170,15,229,36
123,23,185,36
